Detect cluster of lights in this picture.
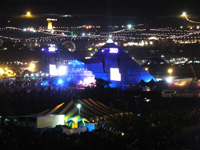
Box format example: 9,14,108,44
23,27,37,33
3,16,200,51
0,67,16,78
24,73,49,78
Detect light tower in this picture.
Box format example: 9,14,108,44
22,11,33,18
26,11,32,17
47,18,57,30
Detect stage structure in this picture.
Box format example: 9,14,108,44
49,60,96,87
44,38,156,88
83,38,156,88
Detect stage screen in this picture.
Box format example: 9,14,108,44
110,68,121,81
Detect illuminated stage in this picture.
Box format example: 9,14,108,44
46,39,156,88
83,40,156,88
49,60,96,87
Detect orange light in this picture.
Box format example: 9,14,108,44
168,68,173,74
26,11,32,17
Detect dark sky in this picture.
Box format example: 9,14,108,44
1,0,200,17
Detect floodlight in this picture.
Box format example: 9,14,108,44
77,104,81,109
166,76,173,83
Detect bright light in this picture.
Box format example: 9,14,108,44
0,68,4,75
29,63,36,72
82,33,86,36
88,48,92,51
144,67,148,71
145,98,151,102
146,99,151,102
106,35,113,43
49,64,58,76
168,68,173,74
166,76,173,83
110,68,121,81
48,22,53,30
106,38,114,43
109,48,119,53
23,28,27,32
58,79,63,84
139,41,145,46
26,11,32,18
77,104,81,109
182,12,187,17
127,24,133,29
97,42,106,46
83,77,95,86
58,66,67,76
27,11,31,16
30,63,35,68
48,46,57,52
148,36,158,40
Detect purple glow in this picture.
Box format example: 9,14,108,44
41,48,45,51
109,48,118,53
101,50,104,52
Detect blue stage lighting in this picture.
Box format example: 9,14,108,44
58,79,63,84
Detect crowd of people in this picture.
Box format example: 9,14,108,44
1,107,200,150
1,79,200,149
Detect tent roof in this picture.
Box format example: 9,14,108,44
31,98,130,123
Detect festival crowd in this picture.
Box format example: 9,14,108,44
0,80,200,149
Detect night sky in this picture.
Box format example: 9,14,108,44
0,0,200,27
1,0,200,17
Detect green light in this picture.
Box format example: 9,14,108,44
71,30,75,36
127,24,133,29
